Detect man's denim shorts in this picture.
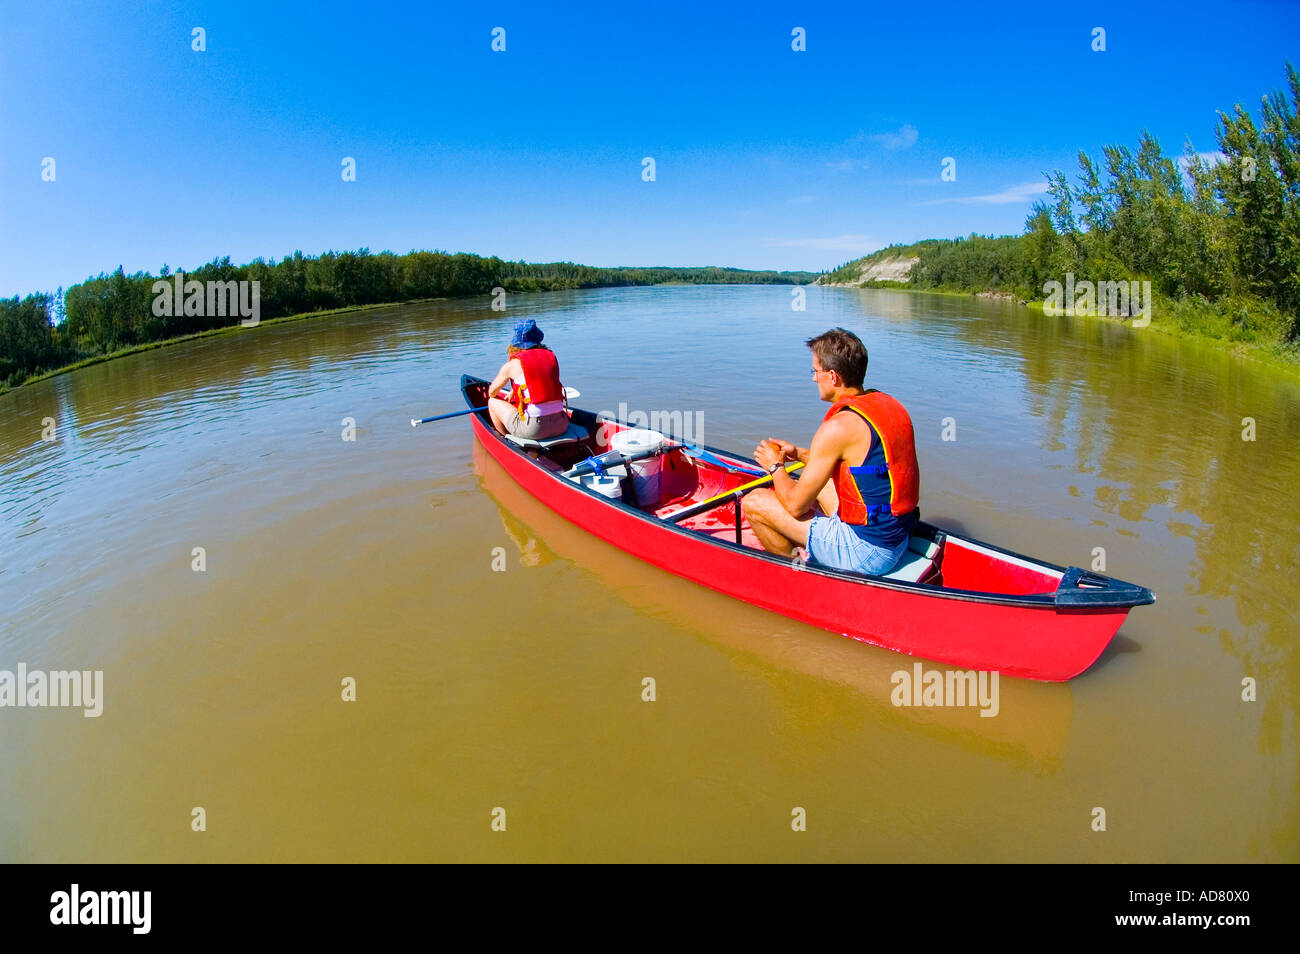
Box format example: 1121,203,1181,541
807,513,910,575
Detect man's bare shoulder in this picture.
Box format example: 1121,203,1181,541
813,410,858,447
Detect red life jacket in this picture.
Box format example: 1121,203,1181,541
823,390,920,540
510,348,564,414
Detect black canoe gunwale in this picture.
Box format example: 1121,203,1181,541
460,374,1156,612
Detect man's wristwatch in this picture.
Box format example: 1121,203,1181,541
767,461,782,475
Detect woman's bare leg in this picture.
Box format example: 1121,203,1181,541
488,398,512,435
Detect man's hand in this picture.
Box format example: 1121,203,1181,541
764,419,848,516
765,438,798,462
753,440,783,472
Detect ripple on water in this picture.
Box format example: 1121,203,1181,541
0,285,1297,862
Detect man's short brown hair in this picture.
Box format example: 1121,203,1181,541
805,328,867,389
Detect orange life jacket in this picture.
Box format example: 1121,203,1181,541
823,389,920,546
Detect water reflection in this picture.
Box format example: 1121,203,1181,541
0,283,1295,860
475,439,1075,772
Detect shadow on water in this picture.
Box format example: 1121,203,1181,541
472,438,1075,773
1089,634,1144,673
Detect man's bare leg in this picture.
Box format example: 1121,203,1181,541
816,480,838,518
742,487,815,557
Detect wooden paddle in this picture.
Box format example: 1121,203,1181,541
664,460,804,524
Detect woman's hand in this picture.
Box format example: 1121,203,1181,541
488,359,520,400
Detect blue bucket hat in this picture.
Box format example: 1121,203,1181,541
510,319,544,349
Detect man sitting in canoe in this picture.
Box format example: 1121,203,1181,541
486,319,571,441
745,327,920,575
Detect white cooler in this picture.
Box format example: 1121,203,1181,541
608,428,666,505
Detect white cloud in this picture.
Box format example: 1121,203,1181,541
873,124,918,150
1178,151,1226,172
763,234,883,253
921,181,1049,205
826,159,868,172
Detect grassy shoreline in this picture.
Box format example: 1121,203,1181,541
9,281,1300,397
827,280,1300,380
0,299,430,396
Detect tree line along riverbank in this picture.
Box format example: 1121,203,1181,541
6,63,1297,393
0,256,816,394
820,64,1300,372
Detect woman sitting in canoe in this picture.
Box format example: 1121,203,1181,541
744,327,920,576
486,319,571,441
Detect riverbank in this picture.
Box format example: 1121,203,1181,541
821,240,1300,380
1026,295,1300,375
832,281,1300,380
1,251,819,396
0,300,421,396
3,270,824,397
12,284,1300,398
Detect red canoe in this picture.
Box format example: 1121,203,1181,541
461,375,1155,681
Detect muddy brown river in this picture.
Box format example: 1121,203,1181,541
1,285,1296,861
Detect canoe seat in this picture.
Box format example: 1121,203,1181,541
503,421,589,451
883,535,942,584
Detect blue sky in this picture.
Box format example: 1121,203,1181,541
2,0,1297,297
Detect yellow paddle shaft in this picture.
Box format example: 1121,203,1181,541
692,460,805,510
